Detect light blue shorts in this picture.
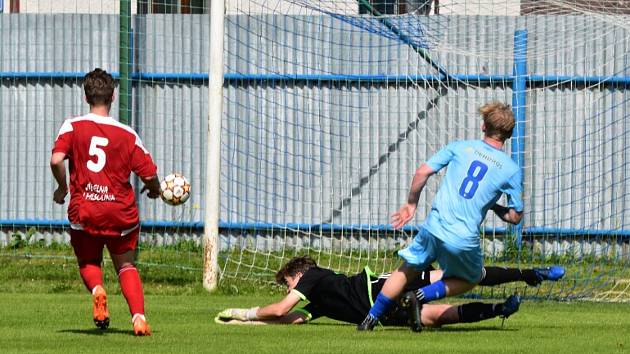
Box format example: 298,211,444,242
397,227,483,284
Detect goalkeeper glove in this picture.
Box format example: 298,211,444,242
217,307,259,321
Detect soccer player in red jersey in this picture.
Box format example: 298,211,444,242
50,68,160,336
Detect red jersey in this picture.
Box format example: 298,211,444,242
52,113,157,237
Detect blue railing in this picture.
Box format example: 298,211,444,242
1,71,629,86
2,219,630,237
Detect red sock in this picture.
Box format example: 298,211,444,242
78,263,103,292
118,265,145,316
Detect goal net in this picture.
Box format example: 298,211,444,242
218,0,630,300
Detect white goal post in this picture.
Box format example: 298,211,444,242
203,0,225,292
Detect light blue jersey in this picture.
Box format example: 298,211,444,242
423,140,523,249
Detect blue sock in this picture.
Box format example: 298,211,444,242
415,280,447,304
367,292,395,320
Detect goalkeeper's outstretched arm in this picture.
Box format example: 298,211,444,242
216,310,308,325
256,291,301,319
216,292,305,325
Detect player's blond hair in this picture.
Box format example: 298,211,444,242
479,102,515,141
84,68,115,106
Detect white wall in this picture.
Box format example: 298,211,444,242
7,0,522,16
227,0,359,15
438,0,521,16
227,0,523,16
18,0,137,14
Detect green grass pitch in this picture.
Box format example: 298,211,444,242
1,249,630,353
1,293,629,353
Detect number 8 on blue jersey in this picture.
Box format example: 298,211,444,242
458,160,488,199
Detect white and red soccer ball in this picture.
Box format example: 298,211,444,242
160,173,191,206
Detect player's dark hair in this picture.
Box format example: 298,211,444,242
275,256,317,285
479,102,515,141
83,68,115,106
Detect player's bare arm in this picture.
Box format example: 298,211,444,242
216,310,308,325
265,311,308,324
140,175,161,199
391,163,435,229
50,151,68,204
490,204,523,224
217,291,301,323
255,291,301,318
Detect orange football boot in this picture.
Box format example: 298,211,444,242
92,285,110,329
132,314,152,336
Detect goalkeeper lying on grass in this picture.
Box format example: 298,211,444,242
216,256,564,329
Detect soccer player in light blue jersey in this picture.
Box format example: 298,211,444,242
359,102,524,331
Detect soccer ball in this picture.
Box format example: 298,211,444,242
160,173,191,206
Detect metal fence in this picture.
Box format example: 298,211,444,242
0,14,629,247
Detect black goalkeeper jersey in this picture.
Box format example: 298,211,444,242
293,266,432,325
293,267,371,324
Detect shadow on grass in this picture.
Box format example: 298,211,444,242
296,323,517,333
305,322,354,327
58,328,136,336
428,326,518,332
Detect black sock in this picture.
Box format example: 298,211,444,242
479,266,523,286
457,302,502,323
520,269,542,286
